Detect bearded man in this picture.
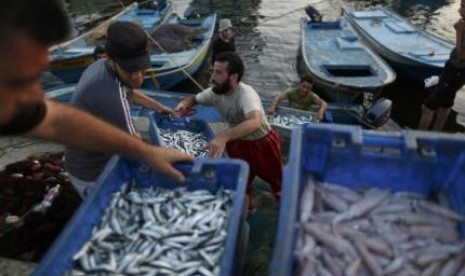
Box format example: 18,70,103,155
175,52,283,210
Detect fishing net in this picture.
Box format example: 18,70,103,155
0,153,81,262
148,24,207,53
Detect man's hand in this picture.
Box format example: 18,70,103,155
175,101,188,112
206,136,228,158
143,147,195,182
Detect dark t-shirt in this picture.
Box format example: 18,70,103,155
212,36,236,62
0,102,47,135
65,59,136,181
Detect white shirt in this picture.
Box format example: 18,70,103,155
195,83,270,140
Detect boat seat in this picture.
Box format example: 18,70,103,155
384,20,416,34
336,37,362,50
137,9,156,15
309,21,340,29
351,10,387,19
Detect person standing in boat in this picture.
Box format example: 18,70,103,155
418,16,465,131
211,19,236,64
65,21,177,197
0,0,192,189
93,45,107,60
176,52,283,210
267,76,328,122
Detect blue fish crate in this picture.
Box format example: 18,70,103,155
270,124,465,276
148,112,221,157
34,156,249,276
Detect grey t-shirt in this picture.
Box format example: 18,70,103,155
65,60,136,181
195,82,270,140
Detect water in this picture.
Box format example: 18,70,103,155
65,0,465,131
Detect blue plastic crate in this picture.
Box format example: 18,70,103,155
34,156,249,276
148,112,220,155
270,124,465,276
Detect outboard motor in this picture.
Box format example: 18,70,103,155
363,98,392,128
305,5,323,23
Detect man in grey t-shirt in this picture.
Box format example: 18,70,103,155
65,21,173,197
176,52,283,211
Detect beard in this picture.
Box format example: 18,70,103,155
211,79,231,95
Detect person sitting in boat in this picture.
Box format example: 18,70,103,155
175,52,283,211
267,76,328,122
65,21,176,198
211,19,236,64
419,13,465,132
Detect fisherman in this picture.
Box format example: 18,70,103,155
211,19,236,64
93,45,107,60
0,0,193,191
418,11,465,131
176,52,283,210
65,21,176,197
267,76,327,122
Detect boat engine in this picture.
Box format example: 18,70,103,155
363,98,392,128
305,5,322,23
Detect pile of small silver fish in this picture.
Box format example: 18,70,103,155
268,113,315,129
70,184,234,275
159,129,209,157
296,177,465,276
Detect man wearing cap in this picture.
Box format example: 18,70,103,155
65,21,174,197
1,0,192,195
211,19,236,64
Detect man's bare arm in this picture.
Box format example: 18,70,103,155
29,100,193,181
207,111,262,157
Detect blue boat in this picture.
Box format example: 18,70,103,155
345,6,454,82
142,13,217,90
299,7,396,104
49,2,173,84
45,84,398,133
45,84,223,123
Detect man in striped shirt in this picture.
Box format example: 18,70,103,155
65,21,173,197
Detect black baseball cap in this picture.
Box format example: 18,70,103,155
105,21,150,72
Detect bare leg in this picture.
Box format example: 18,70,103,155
432,108,450,131
418,105,435,130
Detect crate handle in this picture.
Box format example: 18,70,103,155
361,134,406,156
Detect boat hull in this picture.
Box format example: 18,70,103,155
49,2,173,83
299,16,396,103
345,6,453,83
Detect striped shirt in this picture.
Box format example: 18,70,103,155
65,60,137,181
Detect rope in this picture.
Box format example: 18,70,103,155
145,30,206,91
111,0,206,91
258,0,326,25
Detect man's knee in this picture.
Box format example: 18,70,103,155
421,105,435,116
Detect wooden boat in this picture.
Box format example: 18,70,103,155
299,7,396,103
345,5,454,82
49,2,173,84
142,13,217,90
